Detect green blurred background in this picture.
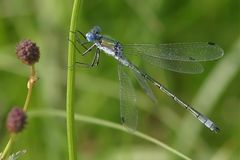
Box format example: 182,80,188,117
0,0,240,159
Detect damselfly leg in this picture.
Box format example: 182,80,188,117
69,30,100,67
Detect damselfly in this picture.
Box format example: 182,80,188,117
72,26,224,133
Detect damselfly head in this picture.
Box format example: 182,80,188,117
86,26,102,42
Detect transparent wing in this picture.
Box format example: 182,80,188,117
140,54,204,74
132,69,157,102
123,42,224,62
118,64,138,131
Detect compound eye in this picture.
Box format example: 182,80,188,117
86,33,95,42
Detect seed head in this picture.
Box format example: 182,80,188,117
6,107,27,133
16,40,40,65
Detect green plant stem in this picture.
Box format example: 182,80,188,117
66,0,81,160
29,109,192,160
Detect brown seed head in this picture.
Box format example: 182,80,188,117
6,107,27,133
16,40,40,65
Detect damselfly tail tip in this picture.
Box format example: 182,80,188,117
211,125,220,133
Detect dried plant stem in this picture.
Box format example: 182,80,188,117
1,134,15,160
24,65,37,111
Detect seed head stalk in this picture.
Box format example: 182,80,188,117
1,65,37,160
